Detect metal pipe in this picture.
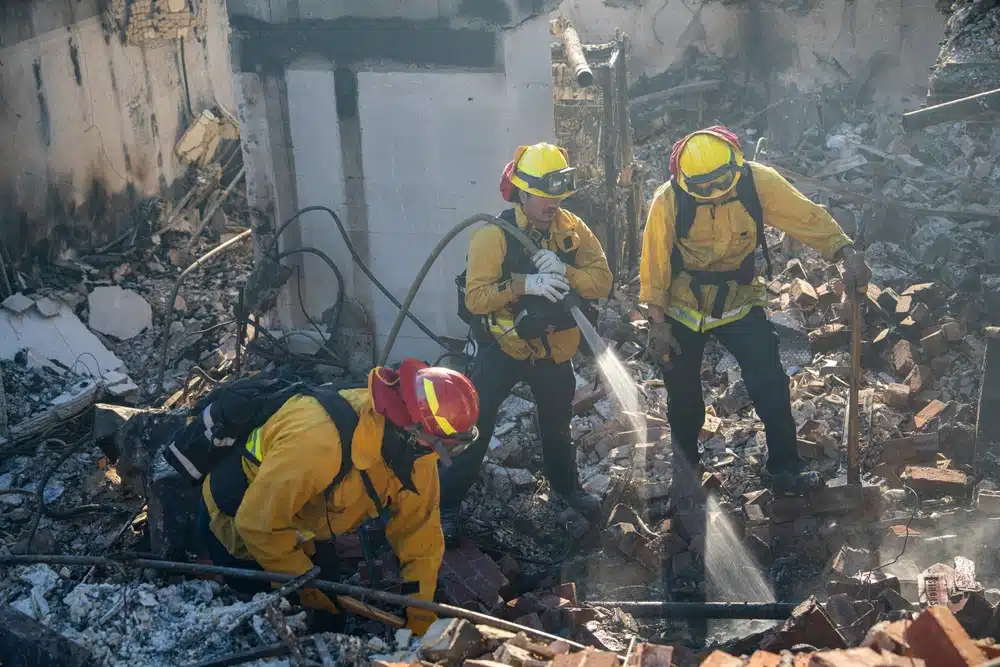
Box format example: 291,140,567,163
156,230,252,395
902,86,1000,132
0,553,593,652
584,601,798,619
847,292,862,485
377,214,542,366
561,23,594,88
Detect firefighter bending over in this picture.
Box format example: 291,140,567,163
196,359,479,633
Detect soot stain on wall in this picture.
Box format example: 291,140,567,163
32,59,51,147
458,0,512,25
69,39,83,86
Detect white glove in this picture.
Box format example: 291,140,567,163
524,273,570,303
531,249,567,276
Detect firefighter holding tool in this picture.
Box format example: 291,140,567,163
195,359,479,634
443,142,613,544
639,126,871,495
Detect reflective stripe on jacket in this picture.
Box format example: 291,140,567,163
201,391,442,633
639,162,853,333
464,206,612,362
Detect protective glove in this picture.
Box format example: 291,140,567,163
298,587,340,615
647,319,681,363
531,249,567,276
841,247,872,293
524,273,570,303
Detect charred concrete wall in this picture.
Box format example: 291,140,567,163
230,0,560,363
0,0,234,262
562,0,946,143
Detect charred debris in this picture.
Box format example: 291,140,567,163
2,21,1000,667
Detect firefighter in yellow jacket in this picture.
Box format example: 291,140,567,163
440,143,613,543
196,359,479,634
640,126,872,494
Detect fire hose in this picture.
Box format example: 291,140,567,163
378,213,608,366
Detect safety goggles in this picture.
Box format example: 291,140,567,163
681,152,740,198
515,167,578,197
408,426,479,466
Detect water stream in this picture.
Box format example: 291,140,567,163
571,307,775,639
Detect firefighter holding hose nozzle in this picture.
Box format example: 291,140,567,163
444,143,613,545
640,126,871,497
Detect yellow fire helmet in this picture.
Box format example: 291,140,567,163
675,131,745,200
508,143,578,199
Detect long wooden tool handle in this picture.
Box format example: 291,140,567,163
847,292,862,485
336,594,406,628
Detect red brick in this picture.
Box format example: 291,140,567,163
861,619,911,653
913,399,947,430
879,433,939,466
905,605,986,667
808,648,892,666
634,533,687,571
759,598,847,653
440,542,509,610
627,643,673,667
766,486,881,524
745,651,780,667
550,582,578,605
906,365,933,395
883,383,911,410
790,278,820,309
901,466,969,497
552,648,621,667
573,385,609,416
698,650,742,667
921,329,948,359
700,413,722,440
891,340,915,376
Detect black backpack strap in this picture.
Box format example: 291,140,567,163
736,166,772,280
670,180,696,276
309,387,362,494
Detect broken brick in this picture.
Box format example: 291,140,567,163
902,282,942,307
862,619,911,653
939,422,976,464
494,642,548,667
627,643,673,667
877,288,900,315
909,301,931,325
913,399,948,430
698,650,742,667
921,329,948,359
550,582,578,605
809,323,850,353
879,433,939,466
759,598,847,653
816,280,844,308
790,278,819,309
906,364,933,395
745,651,781,667
810,648,916,667
891,340,916,377
766,485,881,524
942,320,967,342
905,605,986,667
931,355,953,376
552,649,621,667
896,294,913,316
901,466,969,497
573,385,609,416
700,413,722,440
797,438,825,459
420,619,486,664
883,383,911,411
440,542,510,610
634,532,688,571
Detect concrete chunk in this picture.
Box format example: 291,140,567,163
891,340,915,377
2,293,34,314
790,279,819,309
87,286,153,340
